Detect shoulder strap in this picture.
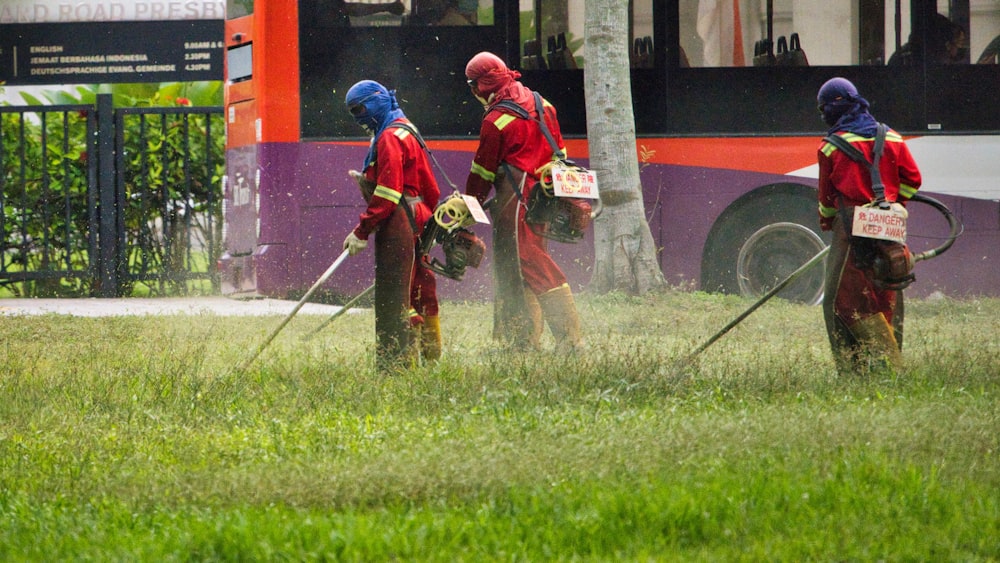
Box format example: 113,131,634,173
381,122,424,233
532,91,566,159
387,120,458,193
493,100,531,120
386,120,427,149
493,93,565,159
822,123,888,202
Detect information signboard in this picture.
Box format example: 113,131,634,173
0,19,223,85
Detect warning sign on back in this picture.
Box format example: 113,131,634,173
852,206,907,243
551,164,600,200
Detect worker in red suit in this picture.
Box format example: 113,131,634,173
816,77,922,375
464,51,581,352
343,80,442,371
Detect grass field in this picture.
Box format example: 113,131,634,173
1,290,998,561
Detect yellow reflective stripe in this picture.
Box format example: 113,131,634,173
470,161,496,182
493,114,517,131
373,184,402,204
819,203,838,218
839,132,868,143
392,127,411,140
821,142,837,157
885,130,904,143
899,183,918,199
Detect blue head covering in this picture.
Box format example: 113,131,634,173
345,80,406,169
817,77,878,137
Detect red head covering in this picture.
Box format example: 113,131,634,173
465,51,534,109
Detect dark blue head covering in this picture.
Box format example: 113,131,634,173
345,80,406,169
817,77,878,137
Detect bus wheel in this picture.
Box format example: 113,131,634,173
700,183,828,304
737,222,826,305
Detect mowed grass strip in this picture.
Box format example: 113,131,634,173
1,292,998,560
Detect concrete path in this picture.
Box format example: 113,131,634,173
0,297,350,317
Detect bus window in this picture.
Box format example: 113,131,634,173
227,0,253,19
304,0,492,27
519,0,580,69
970,2,1000,64
517,0,653,69
888,2,1000,66
408,0,491,25
227,43,253,82
681,0,867,67
304,0,407,27
679,0,828,67
679,0,999,68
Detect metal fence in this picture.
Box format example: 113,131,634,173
0,94,224,297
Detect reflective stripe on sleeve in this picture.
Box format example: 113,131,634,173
373,184,402,204
470,161,496,182
899,183,918,199
819,202,838,218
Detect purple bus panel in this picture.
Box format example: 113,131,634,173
220,142,999,300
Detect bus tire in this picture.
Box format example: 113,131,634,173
700,183,830,304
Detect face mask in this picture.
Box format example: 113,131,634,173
468,79,494,107
820,102,848,127
349,103,378,135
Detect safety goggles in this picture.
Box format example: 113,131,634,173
347,92,379,116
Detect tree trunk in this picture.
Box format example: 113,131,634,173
584,0,666,294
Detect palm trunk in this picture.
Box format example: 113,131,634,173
584,0,666,294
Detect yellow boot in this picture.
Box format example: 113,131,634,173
850,313,904,374
536,283,582,353
522,289,544,350
421,315,443,362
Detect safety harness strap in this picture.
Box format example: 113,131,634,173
387,121,459,193
382,121,425,234
493,92,565,159
493,92,564,203
823,123,888,202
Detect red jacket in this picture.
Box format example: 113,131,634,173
466,97,566,203
817,128,922,231
354,119,440,239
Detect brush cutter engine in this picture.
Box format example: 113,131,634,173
524,161,594,243
525,187,591,243
419,196,486,281
855,238,916,290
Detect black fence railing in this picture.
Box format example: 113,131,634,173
114,105,224,296
0,103,98,295
0,94,224,297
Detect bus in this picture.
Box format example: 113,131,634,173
220,0,1000,304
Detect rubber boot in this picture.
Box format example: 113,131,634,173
849,312,904,374
536,283,582,353
421,315,443,362
522,289,544,350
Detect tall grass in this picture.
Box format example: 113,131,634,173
1,291,998,560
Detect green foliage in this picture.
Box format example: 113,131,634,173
1,83,223,296
15,81,223,108
116,107,225,296
1,108,93,296
0,293,998,559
